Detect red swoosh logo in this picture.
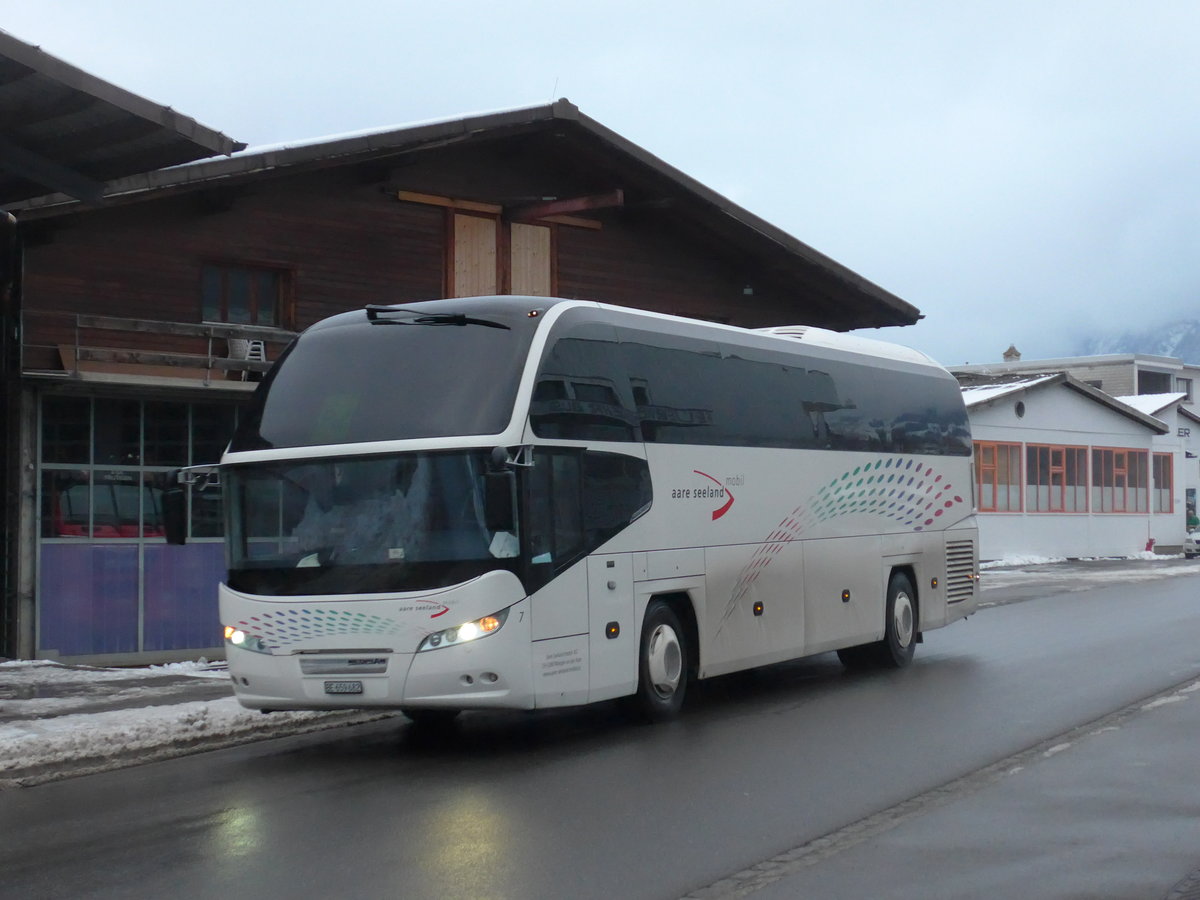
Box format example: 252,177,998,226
417,600,450,618
694,470,735,520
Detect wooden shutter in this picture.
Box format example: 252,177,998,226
452,213,498,297
510,223,552,296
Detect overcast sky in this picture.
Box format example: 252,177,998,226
5,1,1199,365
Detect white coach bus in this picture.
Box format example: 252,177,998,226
168,297,978,722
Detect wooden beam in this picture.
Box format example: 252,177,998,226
0,133,106,204
397,190,501,215
540,214,603,230
507,189,624,222
397,190,603,229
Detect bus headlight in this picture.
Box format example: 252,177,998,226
224,625,272,654
417,608,509,652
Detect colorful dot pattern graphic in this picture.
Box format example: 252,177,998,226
233,608,403,650
720,458,966,628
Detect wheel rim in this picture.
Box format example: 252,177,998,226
646,623,682,698
893,590,914,648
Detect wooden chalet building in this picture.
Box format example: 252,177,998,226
6,97,922,664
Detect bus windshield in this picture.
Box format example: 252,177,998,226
225,450,520,596
230,298,554,451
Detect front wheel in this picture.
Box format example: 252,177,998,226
401,707,461,729
630,600,688,721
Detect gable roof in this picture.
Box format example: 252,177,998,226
10,99,919,330
0,29,243,205
957,371,1168,434
958,373,1059,408
1113,392,1187,417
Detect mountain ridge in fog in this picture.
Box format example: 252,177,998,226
1075,320,1200,364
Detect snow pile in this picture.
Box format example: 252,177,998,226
146,659,230,679
981,555,1067,569
0,697,348,782
0,660,392,787
982,551,1180,569
0,658,194,682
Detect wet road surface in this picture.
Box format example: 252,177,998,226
1,572,1198,899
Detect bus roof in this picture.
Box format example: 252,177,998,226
753,324,941,368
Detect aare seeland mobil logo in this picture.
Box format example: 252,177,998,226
669,469,739,520
395,598,450,618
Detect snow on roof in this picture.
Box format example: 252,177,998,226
202,104,541,161
959,374,1059,408
1112,393,1187,416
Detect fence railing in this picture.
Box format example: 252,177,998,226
22,310,298,383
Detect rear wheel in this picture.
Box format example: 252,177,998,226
837,572,917,669
630,600,688,721
880,573,917,668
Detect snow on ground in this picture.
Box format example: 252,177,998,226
981,551,1179,569
979,553,1200,594
1,696,341,781
0,659,390,787
981,555,1068,569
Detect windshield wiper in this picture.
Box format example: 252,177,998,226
365,306,510,330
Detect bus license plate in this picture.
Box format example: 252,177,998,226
324,680,364,695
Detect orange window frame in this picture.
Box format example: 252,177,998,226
1092,447,1149,513
974,441,1022,512
1153,453,1174,513
1025,444,1088,513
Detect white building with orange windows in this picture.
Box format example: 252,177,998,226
955,371,1199,560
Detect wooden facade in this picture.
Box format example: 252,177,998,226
5,103,923,663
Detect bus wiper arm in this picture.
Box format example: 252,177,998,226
365,306,510,330
413,314,510,329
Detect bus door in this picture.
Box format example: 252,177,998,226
586,553,637,702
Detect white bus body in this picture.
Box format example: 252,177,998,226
202,297,978,720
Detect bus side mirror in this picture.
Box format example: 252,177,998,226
162,470,187,545
484,470,515,533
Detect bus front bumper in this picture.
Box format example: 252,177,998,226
223,598,536,712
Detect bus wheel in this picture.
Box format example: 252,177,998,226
401,708,461,728
836,643,875,668
632,600,688,721
881,573,917,668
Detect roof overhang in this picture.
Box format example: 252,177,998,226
0,29,243,205
10,99,918,330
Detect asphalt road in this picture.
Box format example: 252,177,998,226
2,572,1199,899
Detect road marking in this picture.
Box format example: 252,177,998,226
681,675,1200,899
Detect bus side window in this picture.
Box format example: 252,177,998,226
581,451,651,545
525,449,648,582
525,450,584,574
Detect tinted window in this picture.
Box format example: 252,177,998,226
530,320,638,442
42,397,90,463
581,450,652,544
523,448,651,584
619,327,970,455
231,299,551,450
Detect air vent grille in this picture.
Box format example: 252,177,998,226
946,539,977,603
